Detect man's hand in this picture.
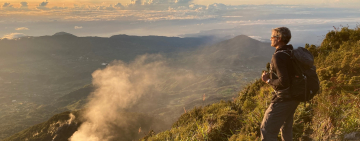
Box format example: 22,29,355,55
262,71,270,83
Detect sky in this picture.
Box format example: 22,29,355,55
1,0,360,46
1,0,359,7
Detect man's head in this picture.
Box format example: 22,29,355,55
271,27,291,47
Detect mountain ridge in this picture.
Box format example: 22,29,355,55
53,32,77,37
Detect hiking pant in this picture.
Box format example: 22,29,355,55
260,100,300,141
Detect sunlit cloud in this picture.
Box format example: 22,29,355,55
1,2,16,10
36,0,49,10
249,36,266,42
222,16,243,18
130,0,141,5
38,1,49,7
206,3,227,10
2,2,12,8
114,3,124,8
1,33,27,39
20,1,28,8
74,26,83,29
15,27,29,30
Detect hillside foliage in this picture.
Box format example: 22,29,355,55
3,111,83,141
142,26,360,141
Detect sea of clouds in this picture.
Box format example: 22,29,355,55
1,1,360,46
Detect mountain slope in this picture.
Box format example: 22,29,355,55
177,35,274,70
142,27,360,140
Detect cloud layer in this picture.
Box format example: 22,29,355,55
1,33,27,39
0,1,359,46
74,26,83,29
2,2,11,8
15,27,29,31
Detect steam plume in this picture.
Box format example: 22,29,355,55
70,54,195,141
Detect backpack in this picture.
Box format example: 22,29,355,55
277,47,320,102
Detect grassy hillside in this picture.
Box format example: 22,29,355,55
142,26,360,140
3,111,83,141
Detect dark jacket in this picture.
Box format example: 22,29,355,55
268,44,295,103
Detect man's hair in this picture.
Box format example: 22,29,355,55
272,27,291,44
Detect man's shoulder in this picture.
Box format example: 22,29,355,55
273,50,291,59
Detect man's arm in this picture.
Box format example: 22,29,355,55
267,53,291,89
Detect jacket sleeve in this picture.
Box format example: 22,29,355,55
268,53,291,90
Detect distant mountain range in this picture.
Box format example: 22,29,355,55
0,33,275,140
0,32,214,104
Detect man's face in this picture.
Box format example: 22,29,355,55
270,32,280,47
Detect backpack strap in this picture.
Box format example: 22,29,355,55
270,49,291,80
275,48,295,58
275,50,291,57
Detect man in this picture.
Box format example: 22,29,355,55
260,27,300,141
